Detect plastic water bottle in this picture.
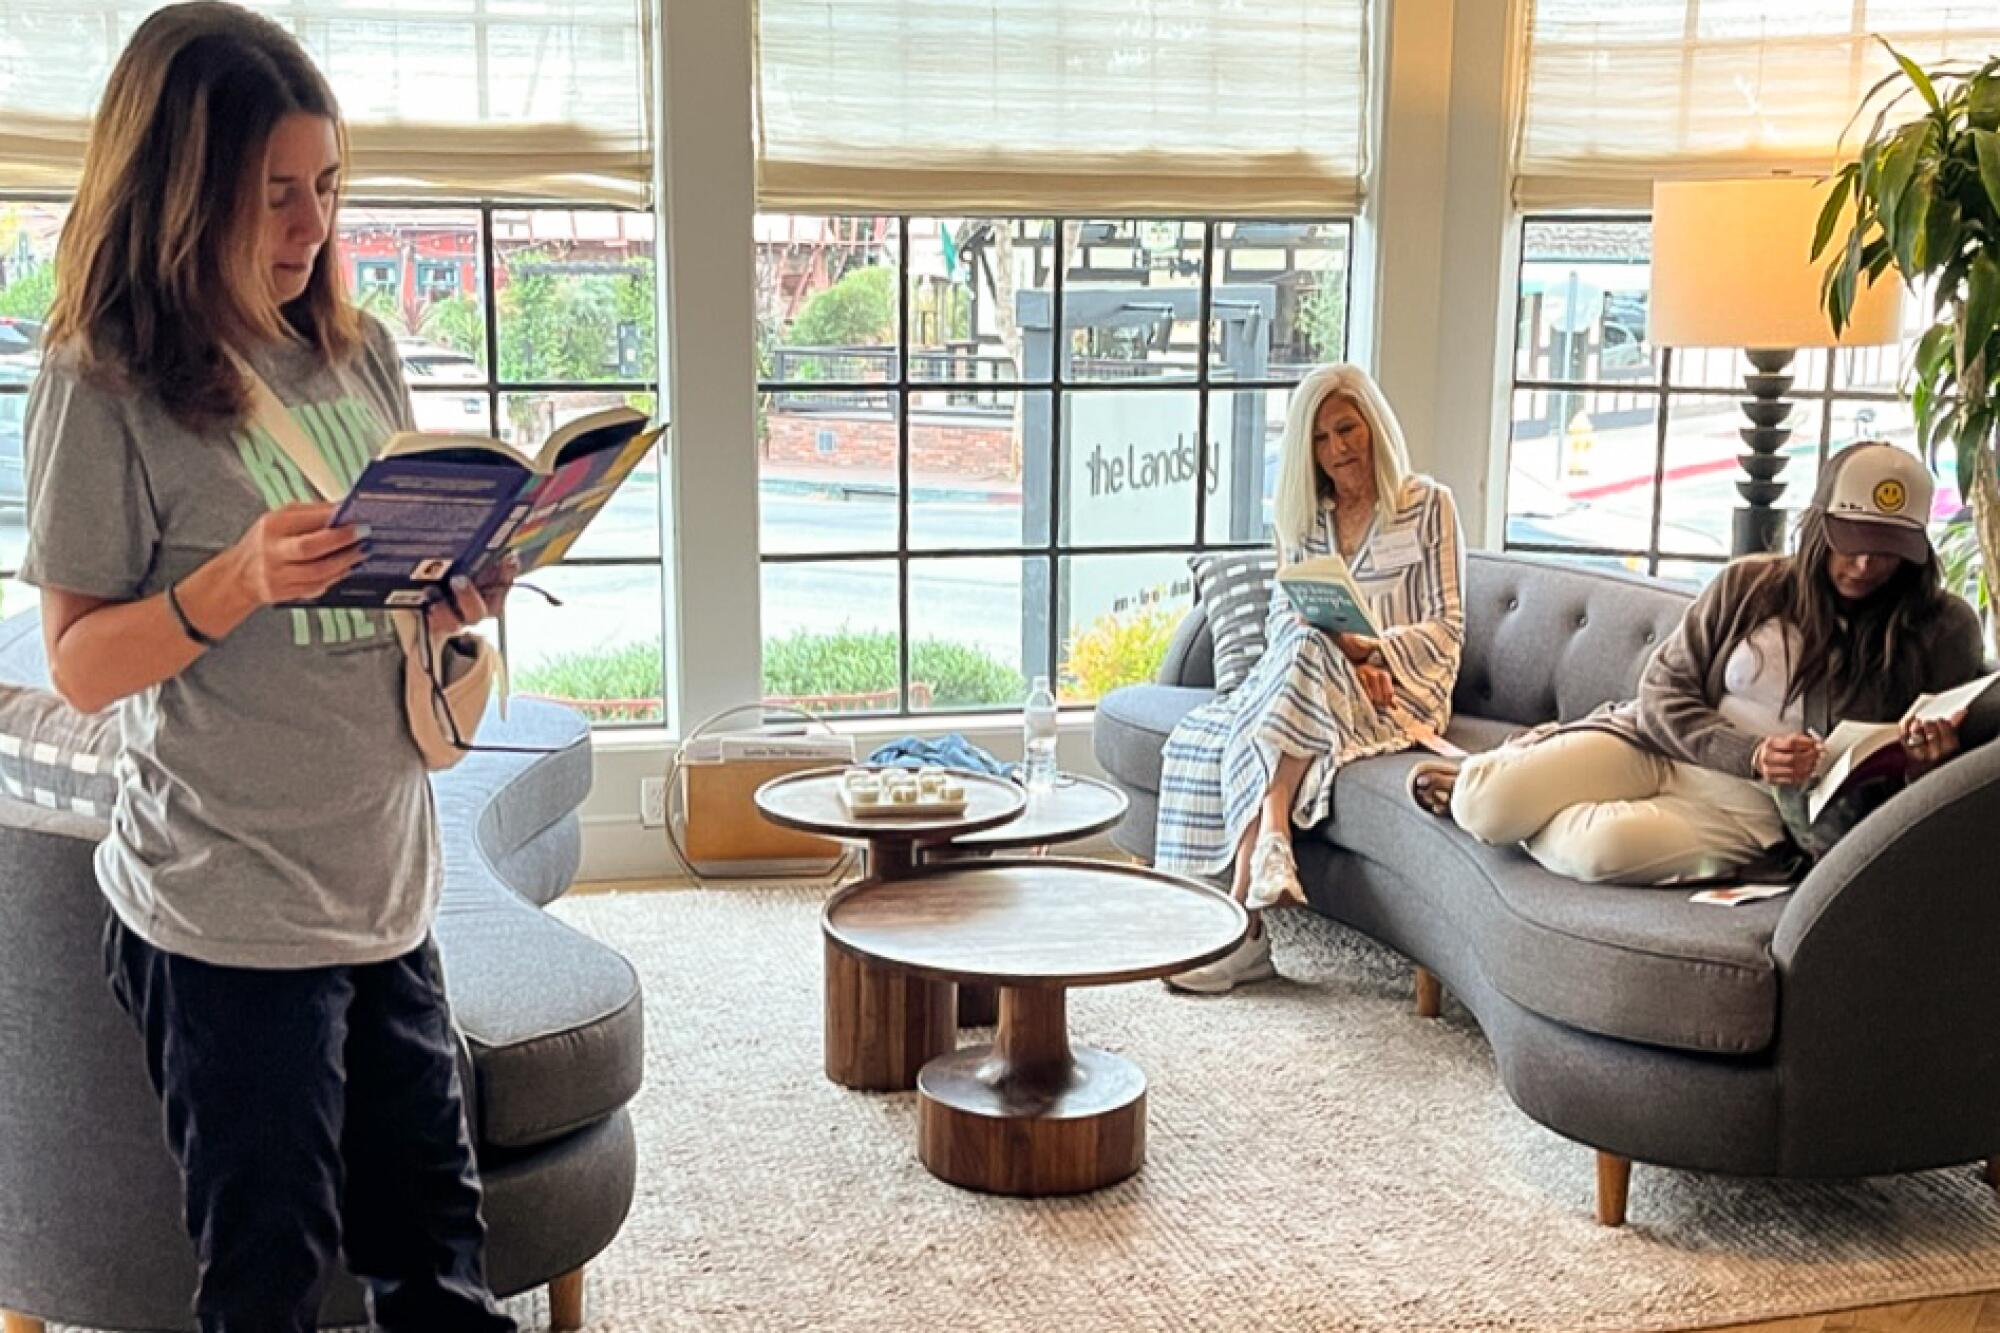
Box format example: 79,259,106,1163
1023,675,1059,794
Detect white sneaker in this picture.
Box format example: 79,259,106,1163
1244,833,1305,911
1163,929,1276,994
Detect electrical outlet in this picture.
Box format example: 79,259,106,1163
639,776,667,829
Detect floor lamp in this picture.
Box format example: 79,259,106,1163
1649,178,1904,555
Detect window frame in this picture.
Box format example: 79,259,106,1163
755,213,1354,717
1504,211,1913,580
0,193,670,726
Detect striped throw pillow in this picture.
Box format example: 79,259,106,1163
1189,551,1278,695
0,683,119,824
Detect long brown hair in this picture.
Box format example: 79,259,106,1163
43,1,360,430
1727,501,1945,714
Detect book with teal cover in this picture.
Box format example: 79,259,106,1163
1276,554,1380,638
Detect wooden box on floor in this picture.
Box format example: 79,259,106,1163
682,756,845,877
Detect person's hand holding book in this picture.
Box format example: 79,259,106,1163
1753,732,1825,787
229,502,370,610
1333,633,1380,664
1356,664,1393,710
425,554,517,642
1324,632,1391,708
1900,709,1965,775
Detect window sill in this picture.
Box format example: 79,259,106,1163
587,707,1098,753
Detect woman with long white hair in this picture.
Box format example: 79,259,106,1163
1156,364,1465,993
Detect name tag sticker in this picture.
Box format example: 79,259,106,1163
1373,529,1423,570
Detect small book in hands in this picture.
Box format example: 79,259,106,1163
1803,669,2000,823
1276,552,1381,638
310,406,662,608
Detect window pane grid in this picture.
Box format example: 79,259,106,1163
1506,213,1908,582
757,213,1350,715
0,194,667,726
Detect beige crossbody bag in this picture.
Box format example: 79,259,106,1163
235,360,496,771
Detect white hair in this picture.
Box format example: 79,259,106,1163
1271,363,1413,562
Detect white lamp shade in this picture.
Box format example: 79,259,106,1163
1649,178,1903,350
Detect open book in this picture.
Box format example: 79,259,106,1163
1277,552,1381,638
312,406,662,609
1804,669,2000,822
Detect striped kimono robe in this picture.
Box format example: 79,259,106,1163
1155,476,1466,877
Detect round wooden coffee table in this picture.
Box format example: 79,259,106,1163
754,766,1027,880
755,766,1027,1092
926,774,1131,1026
938,774,1130,856
824,858,1247,1196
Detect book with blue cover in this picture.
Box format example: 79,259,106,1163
1276,553,1380,638
310,406,660,609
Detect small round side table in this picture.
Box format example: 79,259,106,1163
754,767,1025,1091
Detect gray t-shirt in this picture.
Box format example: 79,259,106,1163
20,318,440,969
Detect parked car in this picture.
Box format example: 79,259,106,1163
395,337,489,434
0,317,42,359
0,353,36,512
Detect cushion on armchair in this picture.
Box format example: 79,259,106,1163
0,685,119,821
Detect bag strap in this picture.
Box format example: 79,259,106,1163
230,352,513,716
233,354,345,504
231,350,429,651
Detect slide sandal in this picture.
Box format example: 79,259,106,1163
1407,760,1459,818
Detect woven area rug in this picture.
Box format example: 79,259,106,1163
524,884,2000,1333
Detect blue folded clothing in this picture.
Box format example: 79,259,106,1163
866,733,1017,780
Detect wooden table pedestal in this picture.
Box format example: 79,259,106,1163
917,985,1146,1196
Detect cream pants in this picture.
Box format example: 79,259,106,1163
1450,730,1785,886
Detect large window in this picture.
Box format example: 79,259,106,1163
0,201,63,626
754,214,1350,716
1505,216,1934,585
0,199,667,722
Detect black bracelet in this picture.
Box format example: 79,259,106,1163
165,582,220,649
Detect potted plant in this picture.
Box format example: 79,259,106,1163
1817,43,2000,644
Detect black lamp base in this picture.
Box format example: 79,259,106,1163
1733,347,1797,556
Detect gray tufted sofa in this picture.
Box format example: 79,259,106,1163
1095,551,2000,1224
0,611,644,1331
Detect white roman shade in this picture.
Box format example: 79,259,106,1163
753,0,1372,217
0,0,654,205
1515,1,2000,210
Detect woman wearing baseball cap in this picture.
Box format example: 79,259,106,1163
1409,440,1985,884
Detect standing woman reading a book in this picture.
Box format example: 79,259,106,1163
21,5,517,1330
1410,442,1983,885
1155,364,1466,993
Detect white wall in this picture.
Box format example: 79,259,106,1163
577,0,1525,883
1370,0,1524,549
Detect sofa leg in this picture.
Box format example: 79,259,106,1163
1986,1158,2000,1191
550,1268,586,1330
1414,966,1443,1019
1595,1152,1631,1227
4,1312,47,1333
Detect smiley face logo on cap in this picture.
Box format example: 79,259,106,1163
1873,479,1908,514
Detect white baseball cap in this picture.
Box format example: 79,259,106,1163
1814,441,1934,565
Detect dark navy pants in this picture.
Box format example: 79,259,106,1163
105,916,519,1333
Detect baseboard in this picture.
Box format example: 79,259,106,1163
577,721,1118,884
575,815,1131,887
